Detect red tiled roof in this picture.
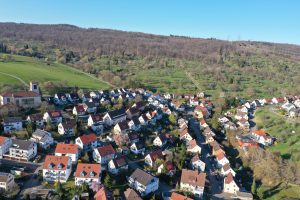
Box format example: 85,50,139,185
94,185,113,200
149,150,163,161
91,114,103,122
0,136,8,145
188,139,198,149
97,145,115,157
253,130,268,136
79,133,97,144
75,104,85,113
225,172,234,184
55,143,78,154
2,91,39,97
43,155,70,170
180,169,206,187
170,192,193,200
75,163,101,179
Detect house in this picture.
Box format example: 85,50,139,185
237,135,259,148
179,128,193,144
124,188,142,200
67,92,80,103
187,139,201,154
0,172,15,192
237,105,248,113
180,169,206,198
88,114,104,134
172,101,184,111
30,129,54,149
54,93,67,105
0,103,19,117
237,118,250,129
235,110,248,121
76,133,98,152
82,93,91,102
203,127,215,137
144,150,164,167
75,163,101,186
221,163,236,177
210,141,225,157
128,117,141,131
43,111,62,124
282,102,296,112
55,143,79,164
191,155,206,172
132,101,145,111
153,133,168,147
216,153,230,168
138,114,151,125
170,192,193,200
83,102,97,114
251,130,273,146
199,118,209,129
130,142,145,155
27,113,44,128
223,172,239,194
114,121,130,134
103,108,126,126
94,185,113,200
73,104,86,116
157,161,176,176
8,139,37,161
294,99,300,108
128,131,140,144
204,134,215,144
58,120,76,136
43,155,72,183
128,168,159,197
3,117,22,133
0,136,12,159
93,144,116,164
126,107,140,119
0,91,41,108
108,156,128,174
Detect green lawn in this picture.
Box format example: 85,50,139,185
254,107,300,161
0,54,110,90
258,184,300,200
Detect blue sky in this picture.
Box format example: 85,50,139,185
1,0,300,44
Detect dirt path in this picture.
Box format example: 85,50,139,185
0,71,29,87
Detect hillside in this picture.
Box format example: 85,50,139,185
0,54,110,94
0,22,300,98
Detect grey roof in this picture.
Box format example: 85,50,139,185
108,108,126,120
0,172,11,182
3,117,22,123
11,139,35,150
129,168,155,186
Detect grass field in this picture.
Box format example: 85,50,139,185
254,107,300,161
0,54,110,91
258,184,300,200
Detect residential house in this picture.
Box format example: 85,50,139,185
179,128,193,144
54,93,67,105
108,156,128,174
67,92,80,103
204,134,215,144
58,120,76,136
75,163,101,186
128,131,140,144
128,168,159,197
124,188,142,200
76,133,98,152
223,172,239,194
114,121,129,134
0,172,15,192
170,192,193,200
0,91,41,108
157,161,176,176
221,163,236,177
103,108,126,126
126,107,140,119
83,102,97,114
0,103,19,117
3,117,22,133
210,141,225,157
199,119,209,129
130,142,145,155
27,113,44,128
93,145,116,164
43,155,72,183
43,111,62,124
144,150,164,167
251,130,273,146
187,139,201,154
73,104,86,116
0,136,12,159
282,102,296,112
191,155,206,172
153,133,168,147
128,117,141,131
94,185,113,200
180,169,206,198
88,114,104,134
235,110,248,121
216,153,230,168
8,139,37,161
55,143,79,164
237,118,250,129
82,93,91,102
30,129,53,149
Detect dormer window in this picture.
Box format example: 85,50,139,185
58,163,63,169
48,163,54,169
80,171,86,177
89,171,95,177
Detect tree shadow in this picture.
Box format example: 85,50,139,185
262,183,282,199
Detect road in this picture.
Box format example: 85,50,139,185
189,118,229,200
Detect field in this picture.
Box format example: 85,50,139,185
254,106,300,161
0,54,110,92
258,184,300,200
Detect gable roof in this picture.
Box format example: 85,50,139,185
97,145,115,157
3,117,22,123
28,113,43,121
180,169,206,188
129,168,155,186
111,156,128,168
75,104,85,113
94,185,113,200
124,188,142,200
108,108,126,119
0,136,9,145
224,172,234,184
148,150,164,161
55,143,78,154
90,114,103,122
2,91,39,97
75,163,101,179
11,139,34,150
43,155,70,170
116,121,129,131
170,192,193,200
79,133,97,144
